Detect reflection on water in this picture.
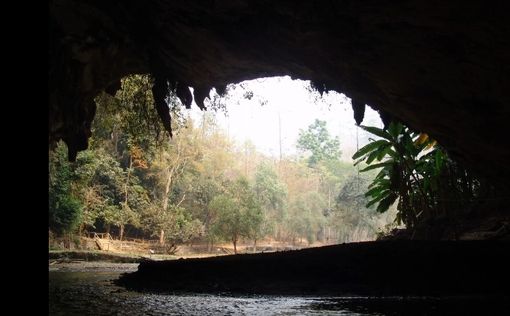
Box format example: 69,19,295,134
49,270,509,316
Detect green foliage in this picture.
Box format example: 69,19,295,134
255,163,287,211
99,76,165,142
336,174,373,211
209,177,262,250
253,163,288,238
209,195,239,240
49,74,396,247
144,204,204,243
297,119,341,167
49,142,82,235
352,122,435,226
353,121,488,231
288,192,326,244
331,173,386,242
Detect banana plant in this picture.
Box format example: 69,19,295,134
352,122,437,227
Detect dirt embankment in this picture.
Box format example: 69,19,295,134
49,250,143,263
117,240,510,297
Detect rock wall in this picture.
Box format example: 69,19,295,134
50,0,510,191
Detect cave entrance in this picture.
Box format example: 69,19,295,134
49,69,508,262
50,73,404,258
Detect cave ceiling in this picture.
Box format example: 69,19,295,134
49,0,510,191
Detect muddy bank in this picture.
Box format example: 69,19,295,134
117,240,510,296
49,261,139,272
49,250,143,263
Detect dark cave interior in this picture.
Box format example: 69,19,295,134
50,0,510,236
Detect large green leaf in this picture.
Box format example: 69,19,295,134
376,144,393,161
435,149,444,174
386,148,398,159
352,140,389,160
365,187,390,199
353,159,364,167
366,150,380,165
366,190,390,208
402,132,418,156
376,192,398,213
369,178,390,189
387,122,404,138
360,161,392,172
365,186,381,198
360,125,393,141
375,167,390,180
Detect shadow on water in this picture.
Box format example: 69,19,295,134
49,271,509,316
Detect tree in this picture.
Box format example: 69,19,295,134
352,121,488,237
254,162,287,246
296,120,347,242
141,203,204,251
230,176,263,250
49,142,82,236
331,173,390,242
148,124,199,244
297,119,341,167
287,192,326,245
73,150,104,234
93,74,194,243
209,195,240,252
73,146,146,240
209,177,262,254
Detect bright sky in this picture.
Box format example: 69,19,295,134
186,76,383,161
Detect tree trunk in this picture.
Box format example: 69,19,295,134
124,155,133,204
106,224,110,235
119,224,125,250
160,229,165,245
160,162,175,245
233,238,237,254
120,224,125,241
112,129,119,158
253,238,257,253
328,186,331,212
65,233,71,249
121,154,133,246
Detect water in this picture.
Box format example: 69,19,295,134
49,267,509,315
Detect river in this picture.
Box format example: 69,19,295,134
49,263,508,315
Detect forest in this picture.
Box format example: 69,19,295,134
50,74,494,254
49,75,396,253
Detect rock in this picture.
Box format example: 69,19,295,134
50,1,510,193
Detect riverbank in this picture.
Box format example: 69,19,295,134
117,240,510,296
49,260,139,272
49,250,144,263
49,251,141,272
48,249,224,272
48,249,235,265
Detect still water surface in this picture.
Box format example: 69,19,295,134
49,266,508,315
